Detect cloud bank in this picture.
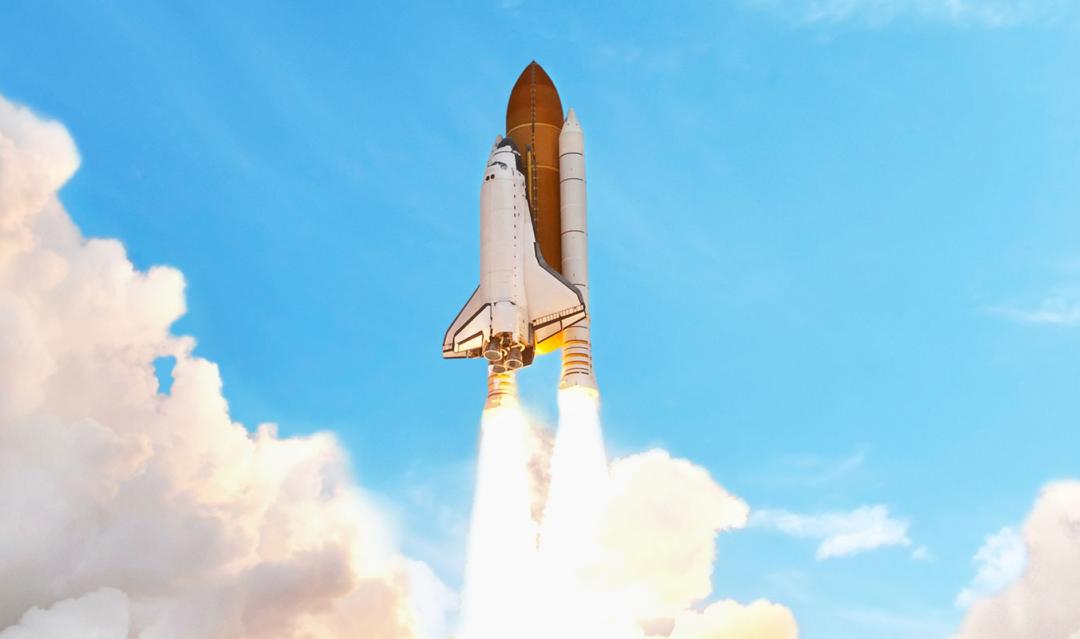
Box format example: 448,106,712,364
0,95,453,638
751,505,911,559
955,481,1080,639
0,590,131,639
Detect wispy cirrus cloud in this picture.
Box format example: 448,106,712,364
745,0,1078,27
751,505,912,559
748,447,873,489
988,292,1080,326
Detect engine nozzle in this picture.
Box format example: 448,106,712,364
506,346,524,370
483,338,503,361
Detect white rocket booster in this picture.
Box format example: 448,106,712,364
557,109,597,392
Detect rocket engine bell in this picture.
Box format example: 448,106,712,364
442,62,599,406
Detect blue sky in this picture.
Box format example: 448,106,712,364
2,1,1078,636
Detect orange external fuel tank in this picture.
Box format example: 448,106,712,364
505,62,566,353
506,61,564,274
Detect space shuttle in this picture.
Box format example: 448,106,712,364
443,62,597,407
442,137,585,371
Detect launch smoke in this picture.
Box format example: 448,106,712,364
536,389,640,639
458,385,797,639
459,405,540,639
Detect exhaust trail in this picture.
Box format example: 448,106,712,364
536,388,640,639
459,377,541,639
541,387,607,570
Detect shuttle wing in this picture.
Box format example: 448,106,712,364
443,286,491,358
525,243,586,346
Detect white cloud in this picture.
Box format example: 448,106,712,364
666,599,798,639
0,95,452,637
745,0,1078,27
592,449,799,638
989,294,1080,326
955,481,1080,639
0,589,130,639
594,449,752,618
751,505,912,559
518,412,794,639
955,526,1026,608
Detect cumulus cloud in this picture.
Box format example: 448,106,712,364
745,0,1079,27
568,446,795,638
0,589,130,639
666,599,798,639
592,450,751,619
955,480,1080,639
517,412,793,639
955,526,1026,608
0,95,452,637
751,505,911,559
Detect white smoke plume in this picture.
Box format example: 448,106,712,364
0,95,453,637
587,447,790,638
955,480,1080,639
459,406,540,639
461,389,797,639
595,449,751,619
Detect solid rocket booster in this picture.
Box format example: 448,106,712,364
557,108,597,391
